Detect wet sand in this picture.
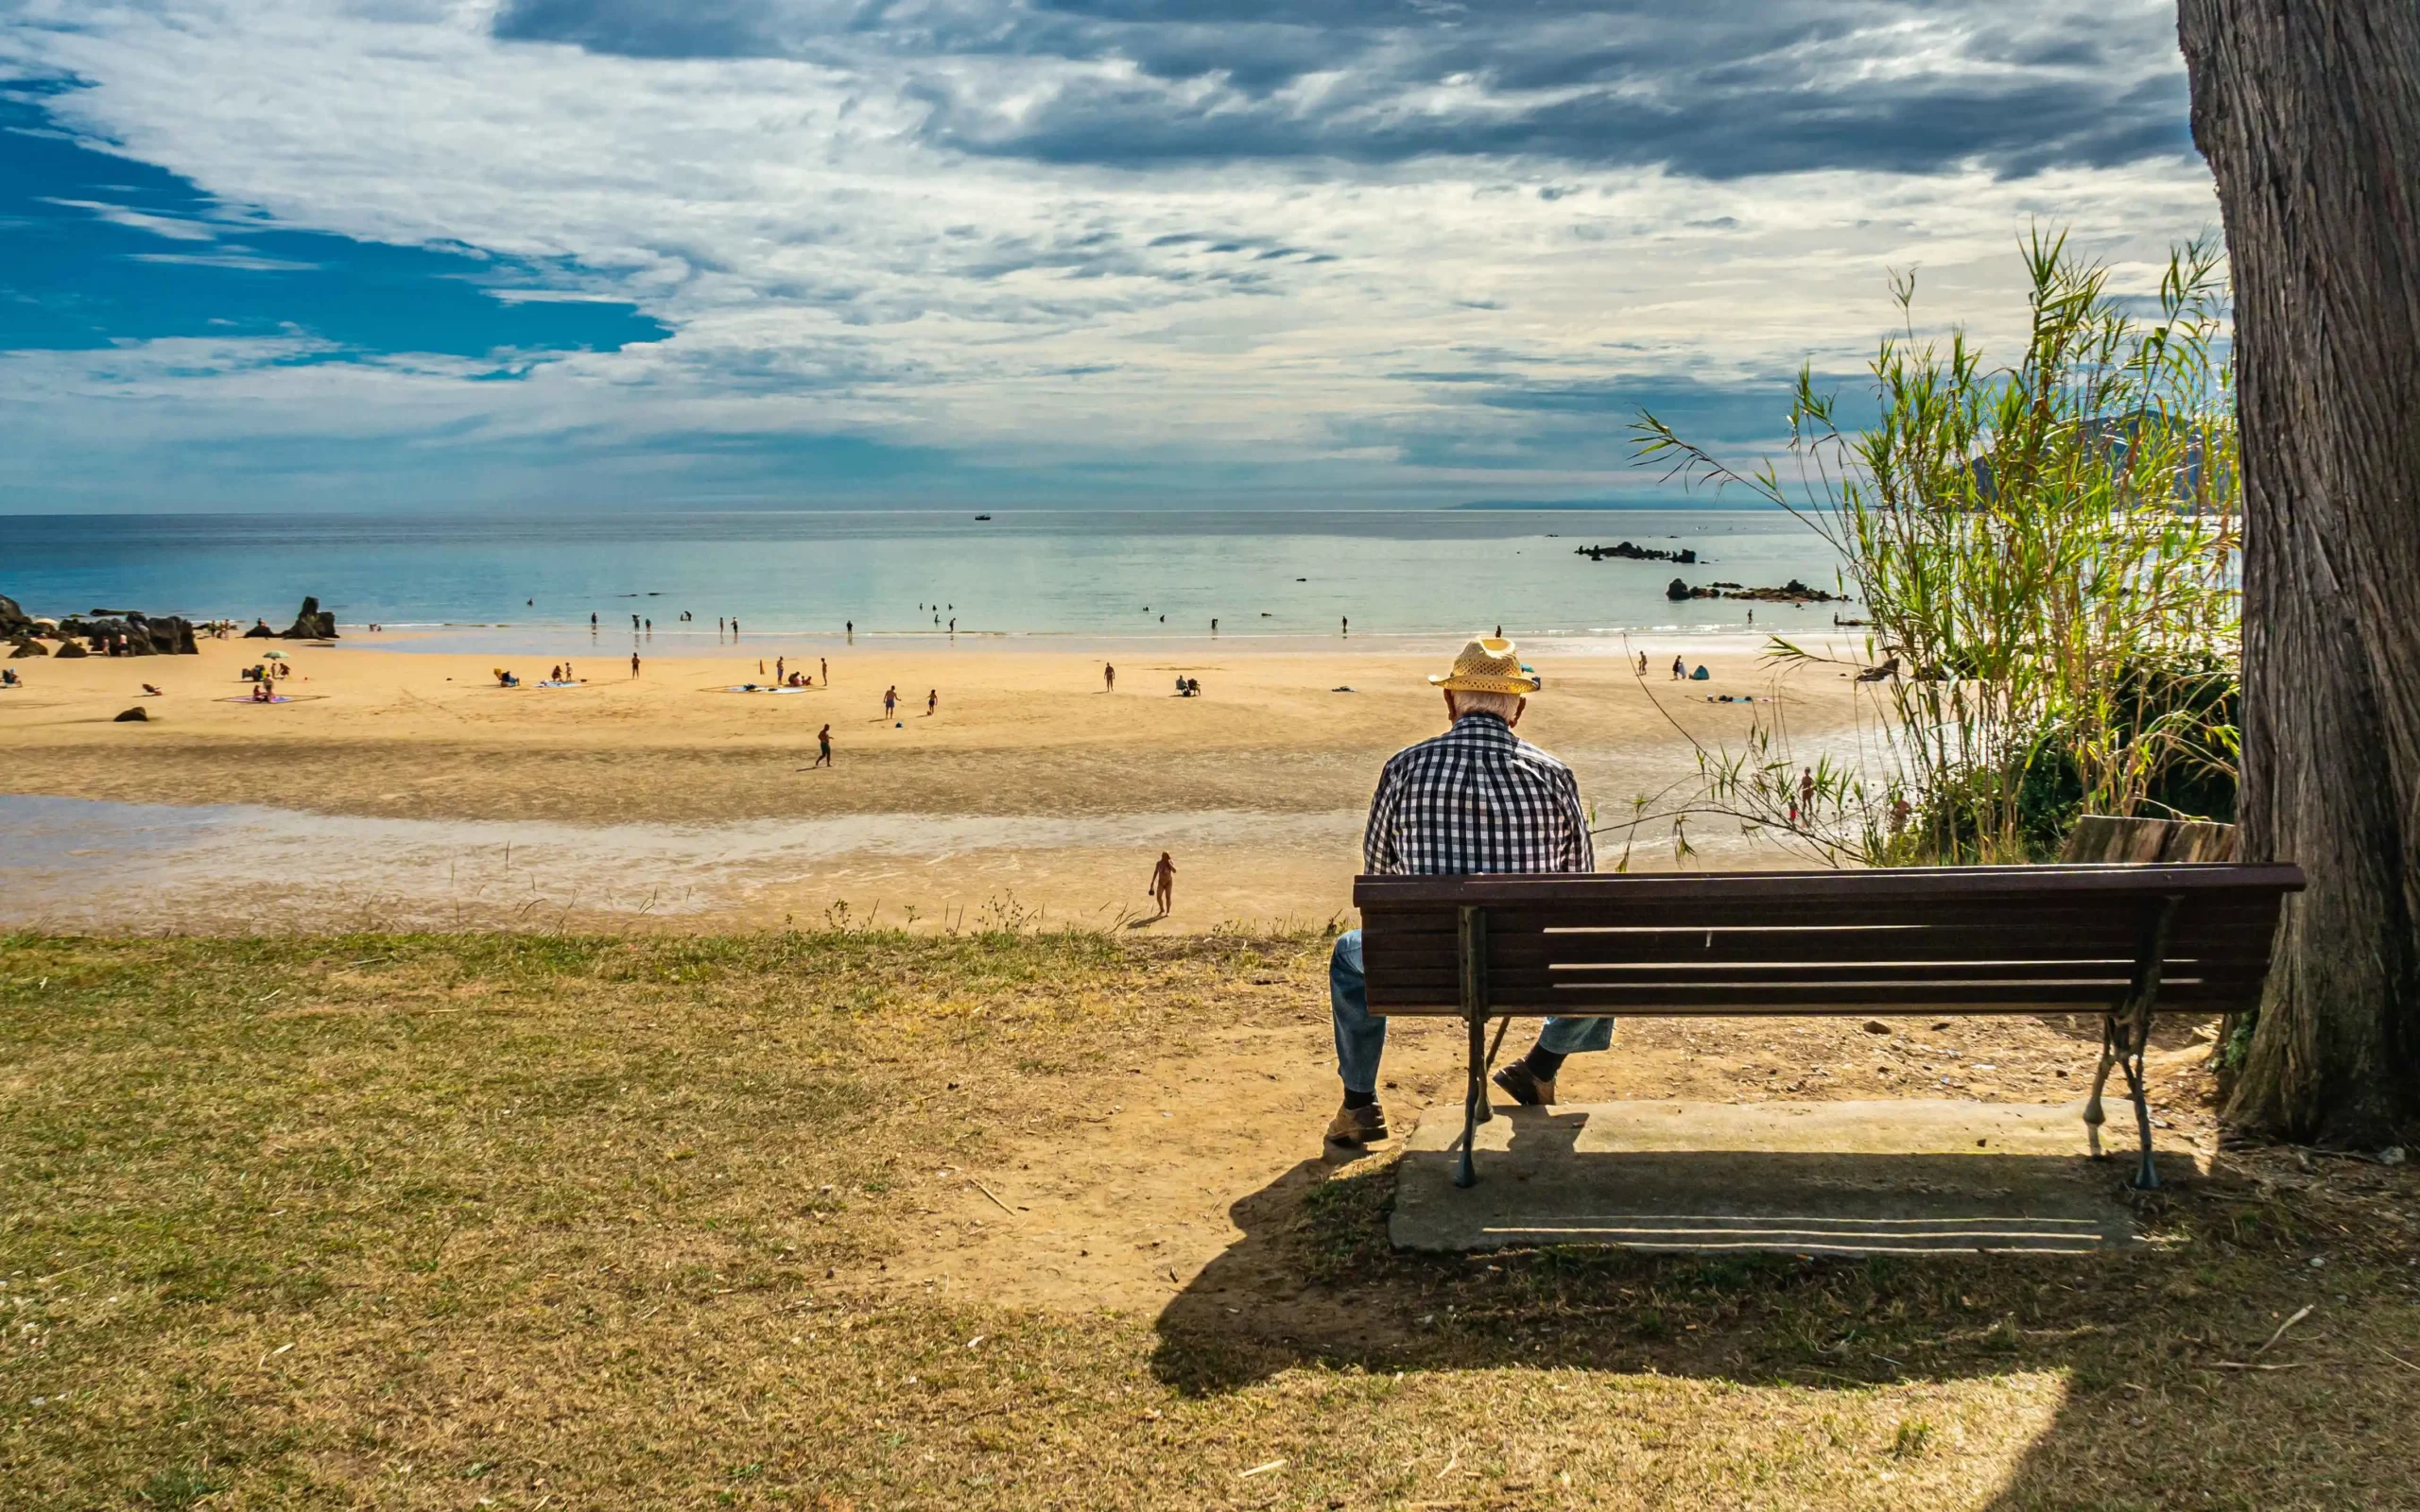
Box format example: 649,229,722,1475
0,633,1876,932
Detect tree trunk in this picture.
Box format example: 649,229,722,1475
2177,0,2420,1143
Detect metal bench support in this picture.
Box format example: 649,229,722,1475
1456,904,1488,1189
2084,893,2181,1190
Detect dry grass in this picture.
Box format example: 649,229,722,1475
3,929,2416,1510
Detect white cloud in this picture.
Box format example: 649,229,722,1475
0,0,2221,503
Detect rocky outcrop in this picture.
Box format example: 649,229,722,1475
1666,577,1848,604
0,593,27,638
113,706,149,722
52,638,87,659
9,636,46,659
278,596,337,640
50,612,198,656
1578,541,1697,564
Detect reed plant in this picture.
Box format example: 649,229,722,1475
1629,231,2241,864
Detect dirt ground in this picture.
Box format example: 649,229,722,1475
878,1004,2224,1318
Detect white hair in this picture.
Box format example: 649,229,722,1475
1450,689,1525,720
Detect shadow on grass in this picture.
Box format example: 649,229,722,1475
1149,1140,2413,1504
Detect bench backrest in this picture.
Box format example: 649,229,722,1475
1355,864,2306,1018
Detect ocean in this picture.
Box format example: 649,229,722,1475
0,507,1846,647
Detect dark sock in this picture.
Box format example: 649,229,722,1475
1523,1047,1567,1080
1341,1089,1377,1110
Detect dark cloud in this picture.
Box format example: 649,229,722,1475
492,0,2192,178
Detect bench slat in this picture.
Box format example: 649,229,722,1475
1359,898,2290,936
1372,981,2258,1011
1356,863,2306,907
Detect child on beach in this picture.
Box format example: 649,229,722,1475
925,689,938,716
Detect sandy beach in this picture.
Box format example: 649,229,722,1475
0,631,1873,932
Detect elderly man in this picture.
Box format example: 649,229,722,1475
1325,636,1613,1146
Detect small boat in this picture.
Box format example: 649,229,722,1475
974,513,993,521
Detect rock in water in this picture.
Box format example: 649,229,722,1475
113,706,149,722
277,596,338,640
1666,577,1692,601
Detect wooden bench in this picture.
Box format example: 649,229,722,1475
1355,864,2306,1191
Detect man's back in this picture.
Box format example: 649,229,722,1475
1364,711,1593,876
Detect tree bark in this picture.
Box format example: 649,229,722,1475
2178,0,2420,1143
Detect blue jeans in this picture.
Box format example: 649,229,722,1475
1329,928,1614,1095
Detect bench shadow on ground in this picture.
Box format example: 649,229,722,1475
1150,1112,2230,1503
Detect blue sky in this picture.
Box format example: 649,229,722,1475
0,1,2219,511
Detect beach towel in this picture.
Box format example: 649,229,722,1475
223,694,295,704
722,684,808,694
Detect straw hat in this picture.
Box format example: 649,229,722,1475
1427,636,1542,696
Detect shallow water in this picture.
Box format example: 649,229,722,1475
1,507,1844,641
0,792,1363,931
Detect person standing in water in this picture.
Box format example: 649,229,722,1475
1148,851,1176,918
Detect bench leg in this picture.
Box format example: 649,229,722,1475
2118,1032,2160,1191
1455,1011,1485,1188
2085,1010,2160,1189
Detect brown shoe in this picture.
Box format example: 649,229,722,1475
1325,1102,1389,1146
1492,1061,1556,1107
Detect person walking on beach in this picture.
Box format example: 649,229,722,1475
1670,655,1685,680
630,651,641,678
1148,851,1176,918
814,724,833,767
925,689,938,716
1104,663,1115,693
820,657,827,685
883,685,898,720
1636,651,1649,677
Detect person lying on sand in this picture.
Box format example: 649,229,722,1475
1325,636,1612,1147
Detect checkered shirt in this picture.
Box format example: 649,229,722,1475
1363,712,1595,875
